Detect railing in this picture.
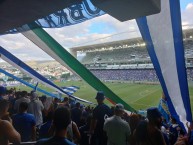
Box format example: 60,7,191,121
10,142,36,145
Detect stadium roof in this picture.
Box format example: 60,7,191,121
71,28,193,52
71,37,144,52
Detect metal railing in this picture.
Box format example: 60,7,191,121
10,142,36,145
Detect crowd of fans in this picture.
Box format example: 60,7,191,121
91,68,193,82
0,86,193,145
91,69,159,82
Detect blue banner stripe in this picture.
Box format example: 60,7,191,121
0,68,57,98
136,18,179,121
0,46,68,94
169,0,192,121
0,46,93,104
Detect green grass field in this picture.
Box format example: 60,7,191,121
13,81,193,111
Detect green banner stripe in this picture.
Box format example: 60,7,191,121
28,22,136,112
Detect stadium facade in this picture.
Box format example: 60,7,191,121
70,28,193,82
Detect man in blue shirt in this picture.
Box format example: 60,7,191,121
90,91,112,145
39,112,53,139
12,102,36,142
36,107,75,145
0,86,6,100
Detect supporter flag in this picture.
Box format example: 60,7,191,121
136,0,192,131
34,82,39,91
158,98,170,123
61,86,80,95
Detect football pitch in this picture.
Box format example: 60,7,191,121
14,81,193,111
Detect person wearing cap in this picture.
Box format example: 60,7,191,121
28,91,44,126
0,86,7,100
90,91,112,145
103,103,131,145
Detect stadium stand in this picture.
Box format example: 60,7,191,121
74,30,193,68
90,68,193,82
91,69,158,82
80,46,148,64
69,29,193,83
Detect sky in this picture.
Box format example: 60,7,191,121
0,0,192,61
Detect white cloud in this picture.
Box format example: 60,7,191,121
186,3,193,10
0,34,53,61
181,3,193,29
45,14,141,48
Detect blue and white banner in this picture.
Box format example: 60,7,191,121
136,0,192,131
0,46,93,104
61,86,80,95
7,0,104,34
0,68,57,98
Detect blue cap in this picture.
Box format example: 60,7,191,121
95,91,105,100
0,86,6,95
147,107,162,119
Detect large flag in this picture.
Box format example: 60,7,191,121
136,0,192,131
7,0,105,34
18,24,136,112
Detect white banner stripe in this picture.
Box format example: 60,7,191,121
146,0,187,129
19,26,93,104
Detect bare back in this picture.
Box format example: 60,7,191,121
0,119,9,145
0,119,21,145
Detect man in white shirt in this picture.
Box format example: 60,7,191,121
28,91,44,126
104,103,131,145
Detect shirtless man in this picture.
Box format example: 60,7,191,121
0,100,21,145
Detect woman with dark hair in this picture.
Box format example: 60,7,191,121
134,121,150,145
129,114,142,144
